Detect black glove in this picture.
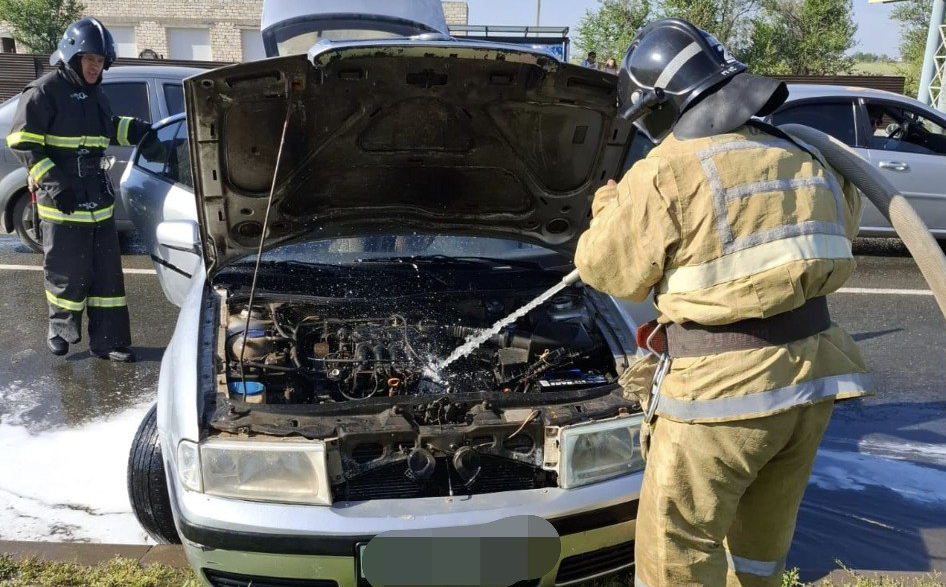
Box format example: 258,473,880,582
54,190,77,215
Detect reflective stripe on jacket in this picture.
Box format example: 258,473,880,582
5,67,149,223
574,125,872,423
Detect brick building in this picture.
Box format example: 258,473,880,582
0,1,469,62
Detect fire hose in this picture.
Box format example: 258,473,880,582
779,123,946,322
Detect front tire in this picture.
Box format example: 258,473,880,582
12,192,43,254
127,404,180,544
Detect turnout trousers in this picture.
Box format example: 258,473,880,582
634,400,834,587
42,217,130,352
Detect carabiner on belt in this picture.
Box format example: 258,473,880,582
643,323,671,424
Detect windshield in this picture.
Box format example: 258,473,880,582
240,235,561,266
266,18,436,56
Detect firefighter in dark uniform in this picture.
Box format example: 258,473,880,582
6,17,150,362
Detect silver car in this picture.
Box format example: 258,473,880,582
768,85,946,240
0,65,204,252
125,38,650,587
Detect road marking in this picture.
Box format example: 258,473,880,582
0,263,156,275
837,287,934,296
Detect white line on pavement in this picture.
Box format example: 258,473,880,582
837,287,933,296
0,263,156,275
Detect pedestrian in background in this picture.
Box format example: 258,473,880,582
574,18,872,587
581,50,598,69
6,17,150,362
602,57,619,74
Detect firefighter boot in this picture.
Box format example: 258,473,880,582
47,335,68,356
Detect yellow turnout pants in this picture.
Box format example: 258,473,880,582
634,400,834,587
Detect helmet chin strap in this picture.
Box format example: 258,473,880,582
66,55,102,87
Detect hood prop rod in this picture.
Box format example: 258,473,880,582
239,91,295,386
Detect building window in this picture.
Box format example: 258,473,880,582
167,28,212,61
241,29,266,62
110,26,137,58
1,37,15,53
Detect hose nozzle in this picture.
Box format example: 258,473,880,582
562,268,582,286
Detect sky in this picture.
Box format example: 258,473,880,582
467,0,902,59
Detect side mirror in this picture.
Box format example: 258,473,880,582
157,220,200,254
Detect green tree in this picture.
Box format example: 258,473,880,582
743,0,857,75
575,0,652,64
659,0,761,53
0,0,85,54
892,0,931,97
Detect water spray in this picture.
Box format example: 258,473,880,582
434,269,582,372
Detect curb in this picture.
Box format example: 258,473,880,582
0,541,189,569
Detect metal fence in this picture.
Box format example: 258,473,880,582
772,75,905,95
0,53,229,102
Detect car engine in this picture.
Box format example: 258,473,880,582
221,289,616,405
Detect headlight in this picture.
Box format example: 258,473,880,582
199,440,331,505
178,440,202,492
559,415,645,489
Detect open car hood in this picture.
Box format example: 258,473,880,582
184,39,630,275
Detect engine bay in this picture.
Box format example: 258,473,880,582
204,281,639,500
220,287,617,407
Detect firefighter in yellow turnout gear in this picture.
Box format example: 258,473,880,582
574,19,873,587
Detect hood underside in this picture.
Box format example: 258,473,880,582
184,40,630,275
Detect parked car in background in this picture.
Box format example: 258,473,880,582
768,85,946,240
0,65,203,252
125,38,651,587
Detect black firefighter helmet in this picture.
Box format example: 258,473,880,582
617,18,788,142
49,16,117,69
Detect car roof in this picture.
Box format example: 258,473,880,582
153,112,186,128
786,83,914,103
102,65,206,79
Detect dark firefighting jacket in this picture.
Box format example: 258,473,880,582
6,65,150,224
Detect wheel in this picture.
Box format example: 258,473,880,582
12,192,43,254
127,404,180,544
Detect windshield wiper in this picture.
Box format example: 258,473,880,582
219,260,353,276
354,255,549,271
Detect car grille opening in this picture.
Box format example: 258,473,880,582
205,569,338,587
554,540,634,585
335,455,547,502
351,442,384,463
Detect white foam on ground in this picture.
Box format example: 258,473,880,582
0,404,153,543
857,438,946,468
810,447,946,504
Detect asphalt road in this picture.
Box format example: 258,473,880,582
0,232,943,577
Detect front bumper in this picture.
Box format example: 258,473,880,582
169,470,641,587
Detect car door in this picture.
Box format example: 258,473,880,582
122,119,200,306
768,98,891,235
100,79,154,227
861,98,946,238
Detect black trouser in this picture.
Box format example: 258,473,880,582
42,216,130,352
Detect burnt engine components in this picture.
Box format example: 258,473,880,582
223,291,614,404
